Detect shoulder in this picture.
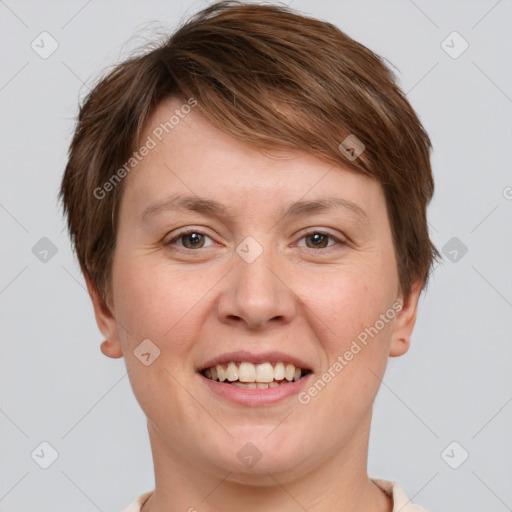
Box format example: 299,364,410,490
371,479,429,512
120,491,153,512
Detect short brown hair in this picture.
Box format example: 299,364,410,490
60,0,440,312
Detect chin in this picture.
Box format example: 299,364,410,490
200,425,312,480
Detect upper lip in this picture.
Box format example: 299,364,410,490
198,350,312,372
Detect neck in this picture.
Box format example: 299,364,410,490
141,414,392,512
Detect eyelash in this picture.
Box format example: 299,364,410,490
165,228,347,252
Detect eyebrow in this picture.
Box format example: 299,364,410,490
140,193,368,224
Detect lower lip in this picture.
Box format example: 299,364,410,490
199,373,312,406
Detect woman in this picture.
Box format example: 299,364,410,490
60,2,439,510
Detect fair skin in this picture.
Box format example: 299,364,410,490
87,97,423,512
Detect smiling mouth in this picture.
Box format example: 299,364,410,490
200,361,311,389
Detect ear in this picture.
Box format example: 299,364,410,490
389,278,423,357
85,275,123,359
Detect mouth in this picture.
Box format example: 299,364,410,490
200,361,312,389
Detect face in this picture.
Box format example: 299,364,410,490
91,96,422,483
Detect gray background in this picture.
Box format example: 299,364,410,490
1,0,511,510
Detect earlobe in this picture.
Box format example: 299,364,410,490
389,336,411,357
389,278,423,358
84,275,124,359
100,339,123,358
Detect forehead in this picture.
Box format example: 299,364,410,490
120,96,385,223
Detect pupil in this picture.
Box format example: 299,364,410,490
309,233,326,248
186,232,203,248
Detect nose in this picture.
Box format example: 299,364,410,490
216,243,297,331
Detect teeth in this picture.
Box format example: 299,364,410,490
226,362,238,382
231,380,286,389
232,382,257,389
274,362,285,380
203,361,307,384
285,363,295,381
238,362,256,382
255,362,274,383
216,364,226,382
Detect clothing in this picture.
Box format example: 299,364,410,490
372,479,428,511
121,479,428,511
122,490,152,512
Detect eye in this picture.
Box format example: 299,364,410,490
164,228,346,252
166,229,215,250
296,230,345,249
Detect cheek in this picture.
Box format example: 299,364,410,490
112,253,218,342
296,259,396,344
294,263,396,410
111,256,212,427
